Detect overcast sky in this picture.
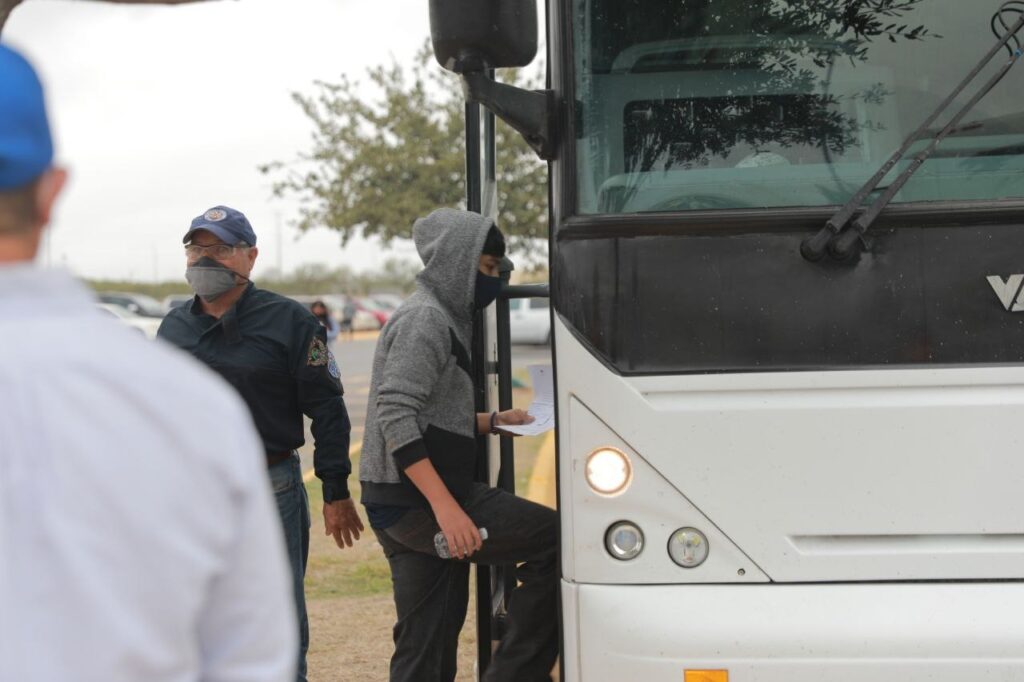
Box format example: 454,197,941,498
4,0,434,281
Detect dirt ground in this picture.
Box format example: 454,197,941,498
305,575,482,681
303,386,550,681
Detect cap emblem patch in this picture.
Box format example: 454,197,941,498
204,208,227,222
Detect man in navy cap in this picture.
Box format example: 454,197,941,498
159,204,364,682
0,44,298,681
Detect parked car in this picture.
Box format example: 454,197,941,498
96,291,165,318
509,297,551,345
357,297,392,327
319,294,380,332
162,294,193,312
288,294,381,331
97,303,163,340
369,293,405,312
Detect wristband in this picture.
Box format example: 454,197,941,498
489,410,499,435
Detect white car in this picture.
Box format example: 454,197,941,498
96,291,165,318
162,294,193,312
97,303,163,340
509,297,551,345
370,293,405,311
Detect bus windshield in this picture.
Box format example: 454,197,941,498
572,0,1024,215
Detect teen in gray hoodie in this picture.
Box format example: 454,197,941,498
360,208,558,682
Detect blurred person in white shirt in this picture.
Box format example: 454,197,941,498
0,42,298,682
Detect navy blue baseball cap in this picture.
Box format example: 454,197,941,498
183,205,257,246
0,44,54,190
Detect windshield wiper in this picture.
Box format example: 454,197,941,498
802,2,1024,262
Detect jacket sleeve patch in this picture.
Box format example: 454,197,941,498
307,337,329,366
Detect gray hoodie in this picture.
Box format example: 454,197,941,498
359,208,492,507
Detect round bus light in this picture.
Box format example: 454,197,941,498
605,521,644,560
668,527,709,568
584,447,632,496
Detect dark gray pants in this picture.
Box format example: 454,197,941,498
373,483,559,682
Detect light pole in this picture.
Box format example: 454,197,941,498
275,211,283,276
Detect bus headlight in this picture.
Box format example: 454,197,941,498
668,527,709,568
585,447,632,496
605,521,644,560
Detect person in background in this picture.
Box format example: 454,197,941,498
158,206,364,682
340,297,357,340
0,43,297,682
311,299,339,343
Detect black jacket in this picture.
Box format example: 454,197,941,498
159,284,352,501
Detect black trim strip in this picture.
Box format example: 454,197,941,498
450,328,472,377
558,200,1024,240
553,223,1024,375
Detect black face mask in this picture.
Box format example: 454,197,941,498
474,271,502,310
185,256,246,302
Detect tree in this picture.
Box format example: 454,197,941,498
260,44,548,257
0,0,207,34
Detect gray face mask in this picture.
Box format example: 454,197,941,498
185,256,245,301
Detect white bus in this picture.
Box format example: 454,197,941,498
431,1,1024,679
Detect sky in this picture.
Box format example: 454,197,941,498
3,0,435,281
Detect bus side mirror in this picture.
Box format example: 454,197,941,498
428,0,557,160
429,0,538,73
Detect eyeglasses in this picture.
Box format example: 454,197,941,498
185,243,248,260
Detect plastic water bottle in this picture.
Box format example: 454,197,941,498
434,527,489,558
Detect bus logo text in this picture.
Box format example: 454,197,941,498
987,275,1024,312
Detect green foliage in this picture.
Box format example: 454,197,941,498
261,43,548,256
84,280,192,300
85,257,419,298
261,258,419,296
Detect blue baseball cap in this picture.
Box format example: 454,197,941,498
0,44,54,190
183,205,257,246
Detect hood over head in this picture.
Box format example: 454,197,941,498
413,208,494,319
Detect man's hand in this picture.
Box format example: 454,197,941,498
494,408,535,427
494,408,535,436
433,499,482,560
323,498,364,549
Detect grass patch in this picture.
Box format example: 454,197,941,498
509,372,548,494
305,553,392,599
304,462,393,600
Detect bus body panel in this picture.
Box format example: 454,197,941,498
561,580,1024,682
564,393,770,583
556,317,1024,583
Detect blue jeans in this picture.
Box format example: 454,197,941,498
269,454,310,682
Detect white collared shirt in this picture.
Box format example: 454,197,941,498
0,265,297,682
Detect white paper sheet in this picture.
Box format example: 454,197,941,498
495,364,555,436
